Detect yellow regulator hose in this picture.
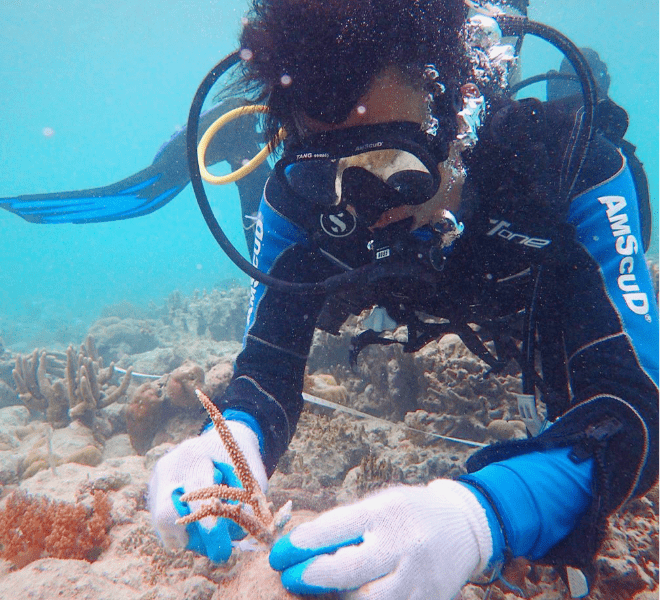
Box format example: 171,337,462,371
197,104,285,185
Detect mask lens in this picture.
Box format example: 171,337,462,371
284,147,438,208
284,159,339,206
337,148,436,203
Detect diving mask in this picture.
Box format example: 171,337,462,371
274,122,464,272
276,122,447,230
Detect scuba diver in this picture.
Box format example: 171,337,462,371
2,0,656,597
145,1,658,599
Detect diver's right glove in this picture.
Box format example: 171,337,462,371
148,418,267,562
269,479,496,600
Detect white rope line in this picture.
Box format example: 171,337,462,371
114,366,161,379
110,366,487,447
302,392,487,448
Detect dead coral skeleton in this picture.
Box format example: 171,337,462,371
12,349,65,422
12,335,133,426
176,390,291,547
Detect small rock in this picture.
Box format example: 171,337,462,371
182,575,217,600
0,405,30,429
66,444,103,467
144,442,175,472
0,379,19,409
0,451,20,484
104,434,136,459
487,419,517,440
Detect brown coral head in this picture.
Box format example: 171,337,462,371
165,361,205,409
126,382,165,455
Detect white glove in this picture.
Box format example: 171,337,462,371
269,479,494,600
149,421,267,562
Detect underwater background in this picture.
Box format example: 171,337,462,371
0,3,657,598
1,0,658,350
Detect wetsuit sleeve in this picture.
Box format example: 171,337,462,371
557,156,658,501
462,448,593,561
464,154,659,572
212,175,339,476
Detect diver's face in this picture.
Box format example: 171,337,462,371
305,66,465,231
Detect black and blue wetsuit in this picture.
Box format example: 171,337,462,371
214,100,658,574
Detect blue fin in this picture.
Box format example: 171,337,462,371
0,99,264,224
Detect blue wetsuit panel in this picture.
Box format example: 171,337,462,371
567,162,658,385
463,448,593,561
244,192,309,339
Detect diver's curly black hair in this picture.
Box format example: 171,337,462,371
238,0,470,140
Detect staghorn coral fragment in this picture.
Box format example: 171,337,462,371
177,501,274,546
181,484,251,504
196,390,257,497
174,389,292,548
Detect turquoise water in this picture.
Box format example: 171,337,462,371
1,0,658,349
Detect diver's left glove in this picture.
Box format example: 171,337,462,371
148,420,267,563
269,479,495,600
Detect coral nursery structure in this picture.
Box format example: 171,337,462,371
175,390,291,546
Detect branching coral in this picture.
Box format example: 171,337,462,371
0,489,113,568
12,349,60,414
67,336,133,420
12,335,133,427
175,390,291,547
